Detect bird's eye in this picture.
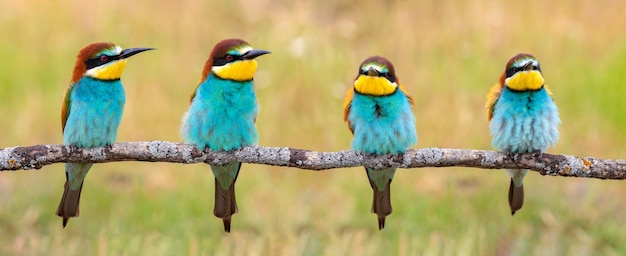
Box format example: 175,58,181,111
226,55,234,61
100,55,108,62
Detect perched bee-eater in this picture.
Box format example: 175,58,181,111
180,38,270,232
343,56,417,230
58,42,154,227
486,53,560,215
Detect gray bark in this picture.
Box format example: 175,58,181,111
1,141,624,180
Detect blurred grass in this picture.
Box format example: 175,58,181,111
1,0,626,255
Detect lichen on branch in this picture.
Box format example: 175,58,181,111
0,141,625,180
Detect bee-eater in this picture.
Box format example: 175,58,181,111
180,38,270,232
343,56,417,230
486,53,560,215
58,42,154,227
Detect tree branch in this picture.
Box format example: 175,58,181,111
1,141,625,180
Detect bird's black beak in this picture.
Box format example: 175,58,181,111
522,62,534,71
366,67,380,76
119,47,156,59
242,49,271,60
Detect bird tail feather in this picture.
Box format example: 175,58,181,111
508,178,524,215
214,178,238,232
368,172,392,230
56,178,84,228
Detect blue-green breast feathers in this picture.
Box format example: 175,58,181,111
489,87,560,153
348,89,417,155
181,73,258,151
63,77,125,147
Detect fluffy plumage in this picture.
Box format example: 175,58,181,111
180,38,269,232
58,42,153,227
344,56,417,229
486,53,560,214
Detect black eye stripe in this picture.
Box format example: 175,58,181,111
358,69,396,83
84,54,121,70
505,63,542,78
213,54,243,66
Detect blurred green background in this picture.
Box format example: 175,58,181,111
1,0,626,255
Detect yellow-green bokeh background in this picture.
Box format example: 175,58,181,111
1,0,626,255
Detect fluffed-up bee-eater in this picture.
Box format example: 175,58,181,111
180,38,270,232
343,56,417,229
58,42,154,227
486,53,560,214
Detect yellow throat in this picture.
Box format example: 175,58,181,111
505,70,544,91
86,60,128,80
212,60,258,81
354,75,397,96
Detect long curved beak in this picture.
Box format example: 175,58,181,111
242,49,271,60
119,47,156,59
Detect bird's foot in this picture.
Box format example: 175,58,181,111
503,151,518,160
